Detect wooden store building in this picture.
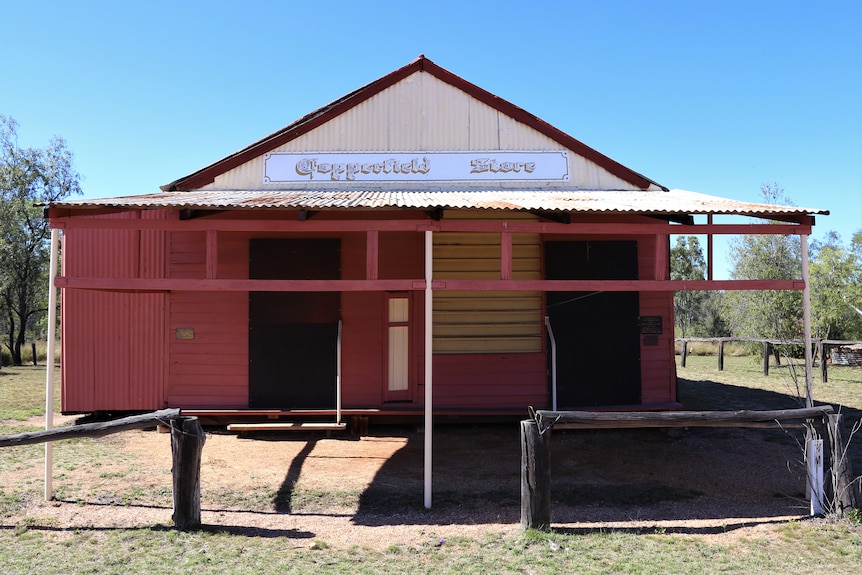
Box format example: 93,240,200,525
45,56,826,428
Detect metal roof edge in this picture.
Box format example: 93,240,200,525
163,56,667,193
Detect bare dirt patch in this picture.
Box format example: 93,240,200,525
3,414,818,549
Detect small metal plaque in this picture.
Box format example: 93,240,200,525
175,328,195,340
639,316,663,335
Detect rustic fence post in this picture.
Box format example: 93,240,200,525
762,342,770,376
680,340,688,368
717,340,725,371
171,416,206,530
520,419,551,530
819,342,828,383
826,413,860,514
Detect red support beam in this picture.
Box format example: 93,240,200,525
49,214,813,237
501,231,513,280
205,230,218,280
55,276,805,293
366,230,379,280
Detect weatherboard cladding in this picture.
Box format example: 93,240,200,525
50,57,824,415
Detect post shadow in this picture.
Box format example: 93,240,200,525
273,437,319,513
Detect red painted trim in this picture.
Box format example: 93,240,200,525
55,277,806,292
654,234,668,281
500,232,512,280
206,230,218,279
163,59,422,191
419,58,660,190
51,215,813,236
366,230,378,280
57,277,421,291
162,56,662,192
439,279,806,291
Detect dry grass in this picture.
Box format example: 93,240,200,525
1,362,861,573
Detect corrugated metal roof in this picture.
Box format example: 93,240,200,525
47,188,829,217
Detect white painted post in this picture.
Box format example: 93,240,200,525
336,319,342,425
424,230,433,509
801,234,814,409
44,228,59,501
545,316,557,411
807,438,824,515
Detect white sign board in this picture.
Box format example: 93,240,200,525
263,151,569,183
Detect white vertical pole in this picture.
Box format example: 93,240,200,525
424,230,433,509
807,438,824,515
44,228,59,501
544,316,557,411
801,234,814,409
336,319,342,425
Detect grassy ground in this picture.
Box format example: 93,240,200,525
1,362,861,574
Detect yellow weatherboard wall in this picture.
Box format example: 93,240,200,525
433,211,542,354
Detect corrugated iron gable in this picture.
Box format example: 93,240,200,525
162,56,662,192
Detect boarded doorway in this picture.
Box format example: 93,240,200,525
248,239,341,408
544,241,641,407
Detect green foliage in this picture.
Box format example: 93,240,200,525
0,116,81,365
723,184,803,341
670,236,729,337
670,236,707,337
810,230,862,340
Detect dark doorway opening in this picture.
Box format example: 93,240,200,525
249,238,341,408
544,241,641,407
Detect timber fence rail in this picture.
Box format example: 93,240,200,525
676,337,862,381
0,408,206,530
520,405,860,530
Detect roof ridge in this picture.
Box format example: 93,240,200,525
162,57,665,192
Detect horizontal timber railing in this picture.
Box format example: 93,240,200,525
0,409,205,530
520,405,860,530
676,337,862,381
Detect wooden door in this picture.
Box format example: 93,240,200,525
248,239,341,408
544,241,641,407
384,293,413,402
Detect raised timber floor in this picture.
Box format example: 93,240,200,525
226,422,348,432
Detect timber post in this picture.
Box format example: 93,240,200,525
762,342,770,376
520,419,551,531
680,339,688,368
717,339,725,371
819,341,828,383
170,416,206,530
826,413,860,514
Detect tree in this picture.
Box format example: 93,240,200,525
723,183,802,341
670,235,708,337
0,116,81,365
810,229,862,340
670,236,731,338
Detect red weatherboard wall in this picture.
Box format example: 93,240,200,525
61,212,168,413
60,211,677,413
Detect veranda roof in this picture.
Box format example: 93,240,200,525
46,188,828,220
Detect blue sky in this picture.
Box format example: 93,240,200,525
2,0,860,278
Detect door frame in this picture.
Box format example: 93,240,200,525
383,291,414,402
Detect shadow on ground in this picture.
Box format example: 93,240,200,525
342,375,861,527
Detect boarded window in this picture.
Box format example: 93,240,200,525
432,211,542,354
